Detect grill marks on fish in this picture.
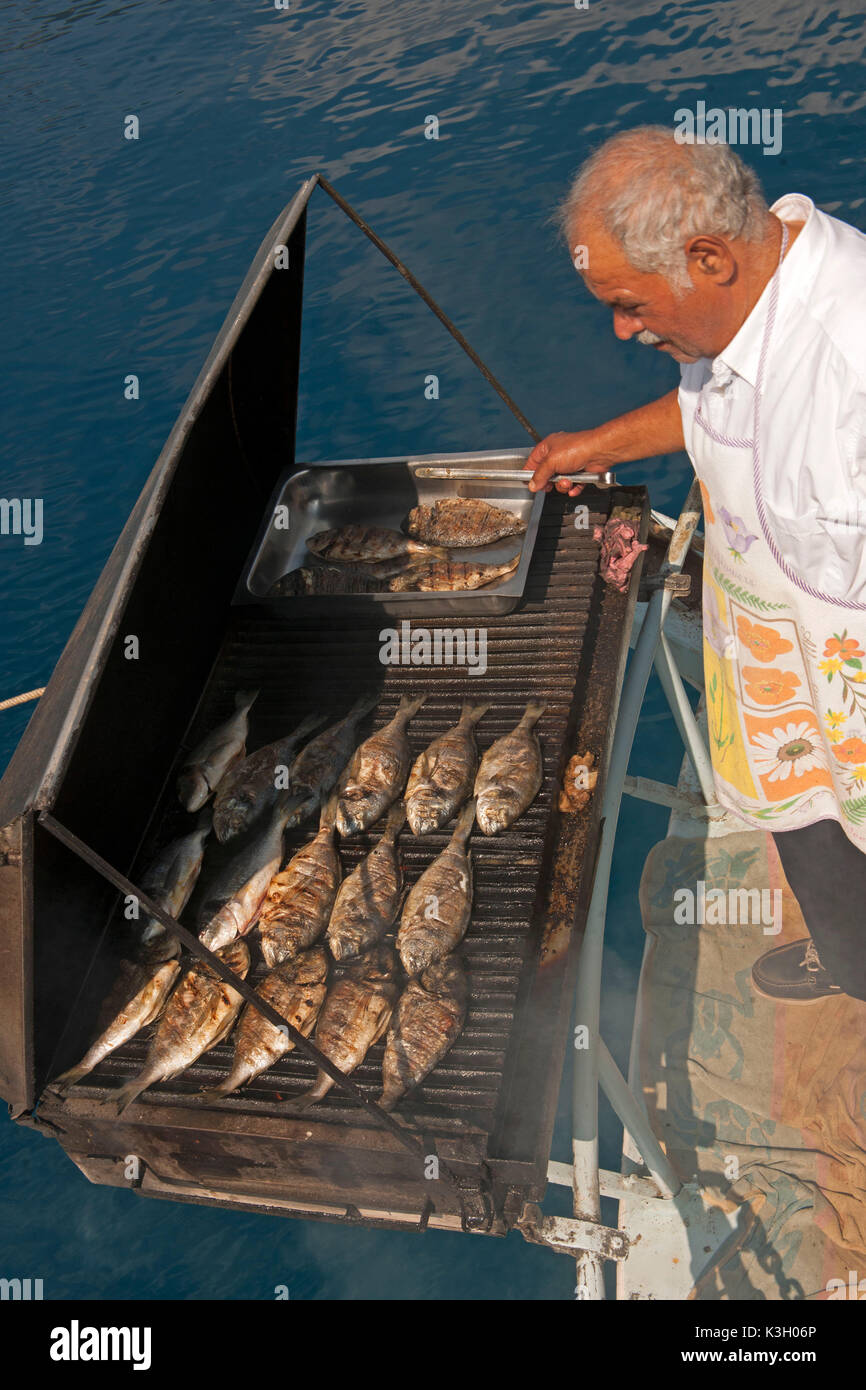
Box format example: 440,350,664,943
405,702,489,835
474,699,546,835
177,690,258,812
295,946,399,1107
336,694,426,837
327,802,404,963
109,938,251,1114
397,800,475,977
387,556,519,592
212,712,324,842
201,947,329,1099
379,956,469,1110
53,961,182,1093
406,498,526,548
290,693,378,807
258,797,342,967
307,525,446,565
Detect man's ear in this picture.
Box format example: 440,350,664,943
684,235,737,286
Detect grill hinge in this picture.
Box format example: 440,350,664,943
516,1203,630,1261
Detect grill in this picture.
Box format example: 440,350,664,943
36,488,645,1233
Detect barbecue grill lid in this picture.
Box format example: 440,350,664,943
0,179,317,1111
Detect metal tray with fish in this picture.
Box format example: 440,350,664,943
234,449,547,616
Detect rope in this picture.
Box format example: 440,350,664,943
317,175,542,444
0,687,44,712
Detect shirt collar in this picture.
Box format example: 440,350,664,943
712,193,823,389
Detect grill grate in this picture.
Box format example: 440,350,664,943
75,496,612,1144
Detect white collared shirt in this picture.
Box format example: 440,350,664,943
678,193,866,602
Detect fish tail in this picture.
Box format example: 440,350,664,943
452,798,476,846
383,799,407,838
349,690,381,721
288,1071,333,1109
194,805,214,834
377,1089,400,1113
319,791,339,829
396,694,426,721
108,1069,159,1116
199,1069,246,1102
236,689,260,712
459,701,490,726
521,699,547,729
292,710,328,742
52,1061,91,1094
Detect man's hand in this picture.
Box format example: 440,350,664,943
525,431,610,497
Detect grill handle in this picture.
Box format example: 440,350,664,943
412,466,617,487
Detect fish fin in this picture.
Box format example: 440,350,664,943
452,798,476,844
236,689,260,711
319,792,339,829
383,799,407,837
108,1071,156,1116
51,1062,90,1094
291,710,328,742
521,699,547,728
194,805,214,834
285,1074,332,1110
396,694,426,720
459,701,490,726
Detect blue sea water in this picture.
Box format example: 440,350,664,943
1,0,864,1300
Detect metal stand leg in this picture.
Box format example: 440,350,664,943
570,481,702,1298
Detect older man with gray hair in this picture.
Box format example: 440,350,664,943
529,126,866,1004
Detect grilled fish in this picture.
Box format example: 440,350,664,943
198,792,308,952
474,699,546,834
406,498,526,548
212,711,324,842
336,694,426,836
293,945,399,1107
397,800,475,976
388,556,519,592
405,701,489,835
110,938,250,1115
177,689,258,812
379,955,469,1110
327,802,404,962
290,693,379,806
269,566,385,597
201,946,329,1099
137,809,212,962
258,796,342,967
52,960,182,1093
307,525,446,565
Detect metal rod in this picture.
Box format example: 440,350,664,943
597,1040,681,1199
316,175,542,444
570,478,702,1299
653,631,717,806
36,812,437,1166
412,466,617,487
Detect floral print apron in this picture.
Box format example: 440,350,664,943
691,225,866,851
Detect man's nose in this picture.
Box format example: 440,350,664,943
613,308,642,340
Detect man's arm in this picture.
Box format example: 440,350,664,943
526,389,685,495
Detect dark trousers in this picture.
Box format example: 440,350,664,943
772,818,866,1001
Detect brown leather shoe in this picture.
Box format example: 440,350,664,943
752,938,843,1004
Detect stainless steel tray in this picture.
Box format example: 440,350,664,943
235,449,547,616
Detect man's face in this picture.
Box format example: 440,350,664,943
572,216,725,363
